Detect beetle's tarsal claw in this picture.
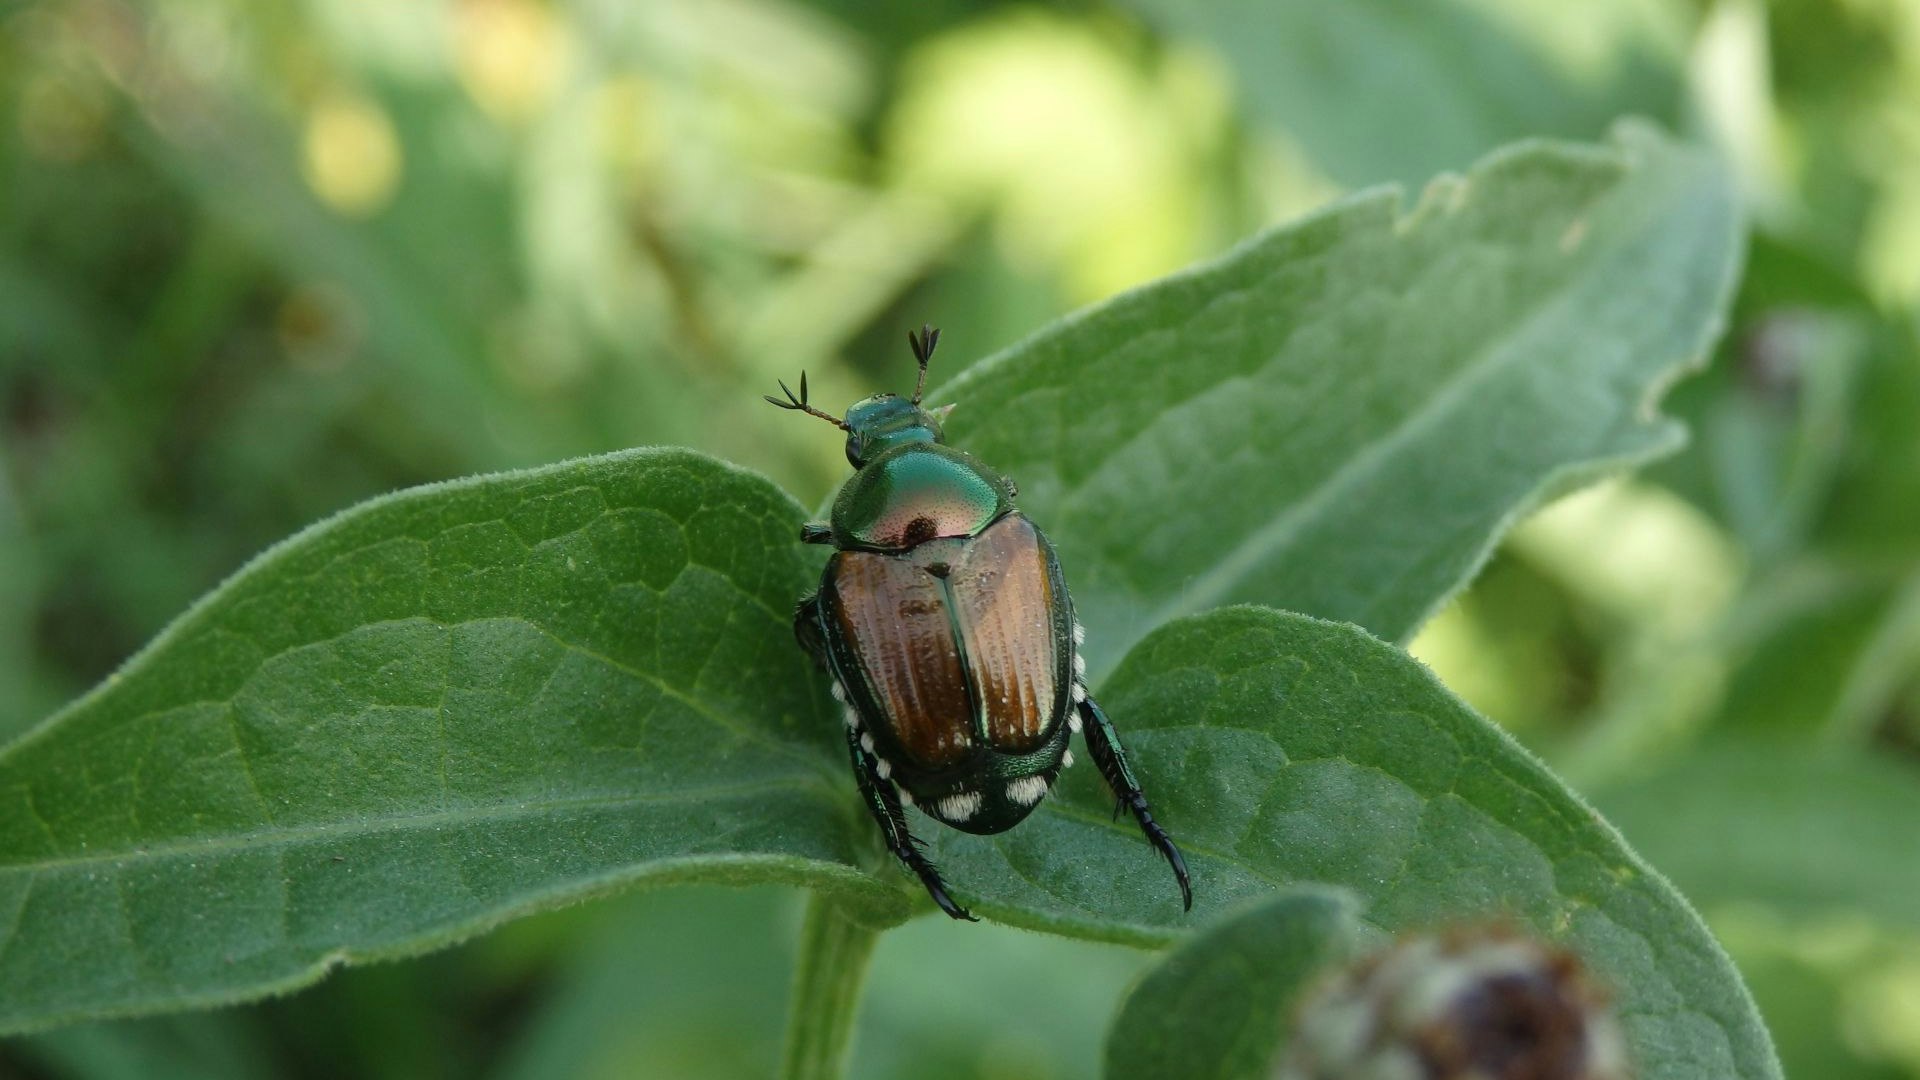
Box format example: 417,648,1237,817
1077,693,1193,912
1148,816,1194,910
927,879,977,922
1128,794,1191,911
1116,790,1192,910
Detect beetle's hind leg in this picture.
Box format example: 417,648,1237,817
845,727,976,921
1077,695,1193,911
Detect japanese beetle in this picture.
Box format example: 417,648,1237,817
769,326,1192,921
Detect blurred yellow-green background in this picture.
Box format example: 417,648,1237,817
4,0,1920,1076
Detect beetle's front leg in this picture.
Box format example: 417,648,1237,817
844,726,976,921
1077,696,1193,911
794,593,830,672
801,522,833,544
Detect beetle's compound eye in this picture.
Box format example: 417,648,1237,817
844,434,866,468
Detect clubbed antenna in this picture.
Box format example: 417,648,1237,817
763,371,850,430
907,324,940,405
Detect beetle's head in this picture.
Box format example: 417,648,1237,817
764,324,956,469
841,393,950,467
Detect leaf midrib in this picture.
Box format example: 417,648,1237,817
0,775,841,876
1123,173,1681,634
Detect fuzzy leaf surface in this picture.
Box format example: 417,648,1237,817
937,125,1741,675
930,607,1780,1080
0,449,896,1034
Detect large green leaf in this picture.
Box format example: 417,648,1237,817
1595,741,1920,931
929,607,1780,1080
0,449,900,1035
1103,890,1359,1080
937,123,1741,675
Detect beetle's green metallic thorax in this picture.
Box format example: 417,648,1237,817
829,442,1015,552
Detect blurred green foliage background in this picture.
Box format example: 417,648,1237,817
3,0,1919,1076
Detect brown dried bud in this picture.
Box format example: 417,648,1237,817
1277,925,1629,1080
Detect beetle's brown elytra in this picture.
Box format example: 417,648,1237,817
823,514,1065,772
770,325,1192,921
823,550,975,769
948,515,1061,753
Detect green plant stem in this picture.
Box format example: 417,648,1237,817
781,892,884,1080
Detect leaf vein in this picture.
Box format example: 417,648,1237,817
0,776,840,876
518,621,833,778
0,871,32,969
